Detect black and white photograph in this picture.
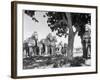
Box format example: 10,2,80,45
11,1,97,78
23,10,91,69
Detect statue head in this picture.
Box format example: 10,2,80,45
32,31,38,40
47,33,53,41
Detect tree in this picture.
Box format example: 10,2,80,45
46,12,91,60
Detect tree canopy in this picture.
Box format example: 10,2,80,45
46,12,91,38
24,10,91,38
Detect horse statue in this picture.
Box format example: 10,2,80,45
45,33,57,55
23,32,39,58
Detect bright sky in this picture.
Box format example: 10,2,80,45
23,11,82,48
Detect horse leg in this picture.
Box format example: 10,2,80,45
26,47,29,57
39,47,41,56
45,46,48,55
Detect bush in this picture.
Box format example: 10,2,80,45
70,57,85,67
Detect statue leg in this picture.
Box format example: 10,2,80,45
45,46,48,55
39,46,41,56
51,47,54,55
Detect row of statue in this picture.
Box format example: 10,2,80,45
23,32,68,58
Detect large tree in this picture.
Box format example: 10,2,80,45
46,12,91,60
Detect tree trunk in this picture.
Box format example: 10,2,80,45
65,13,75,61
67,31,75,60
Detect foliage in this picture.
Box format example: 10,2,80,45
47,12,68,37
70,57,85,66
46,12,91,38
24,10,91,38
24,10,39,22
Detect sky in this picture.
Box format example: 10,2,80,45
23,11,82,48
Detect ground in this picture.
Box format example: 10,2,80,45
23,52,91,69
